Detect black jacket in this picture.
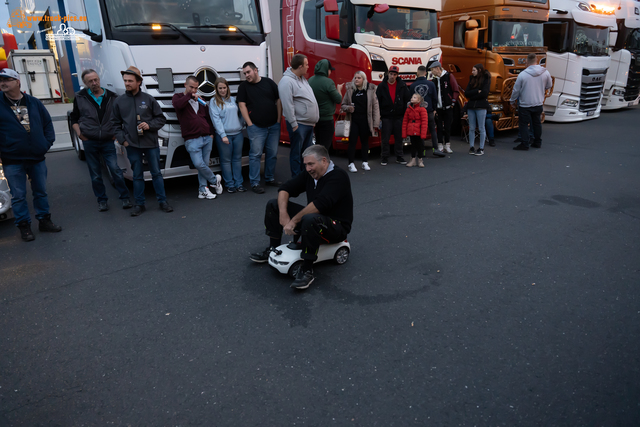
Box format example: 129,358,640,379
0,92,55,164
111,90,166,148
376,77,411,119
279,164,353,232
69,88,118,141
409,76,438,113
465,72,491,110
430,72,460,109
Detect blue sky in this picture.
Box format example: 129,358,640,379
1,4,13,35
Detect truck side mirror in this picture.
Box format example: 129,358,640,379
325,15,341,41
465,29,479,50
609,31,617,48
324,0,339,13
64,0,89,32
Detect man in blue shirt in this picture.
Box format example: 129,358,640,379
70,69,132,211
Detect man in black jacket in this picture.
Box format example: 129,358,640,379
250,145,353,290
429,61,460,154
112,66,172,216
376,65,411,165
410,65,445,158
70,69,131,212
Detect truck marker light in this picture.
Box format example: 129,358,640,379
152,24,162,30
229,26,237,32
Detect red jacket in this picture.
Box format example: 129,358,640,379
402,103,428,139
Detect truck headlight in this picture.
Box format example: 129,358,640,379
370,53,384,62
0,190,11,214
490,103,504,111
561,99,578,107
612,89,625,96
428,54,440,63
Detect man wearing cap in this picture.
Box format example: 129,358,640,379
111,66,172,216
70,69,132,212
429,61,459,154
0,68,62,241
376,65,411,165
309,59,344,150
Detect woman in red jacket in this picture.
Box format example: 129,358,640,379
402,93,428,168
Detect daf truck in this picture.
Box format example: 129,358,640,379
601,0,640,109
439,0,550,131
268,0,442,150
542,0,616,122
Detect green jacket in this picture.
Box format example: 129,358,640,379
308,59,342,122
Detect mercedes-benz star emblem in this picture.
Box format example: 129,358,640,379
195,67,218,97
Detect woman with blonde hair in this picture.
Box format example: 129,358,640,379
209,77,246,192
340,71,380,173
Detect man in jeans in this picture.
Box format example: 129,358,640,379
238,62,282,194
376,65,411,165
172,76,222,199
278,53,320,177
111,66,172,216
0,68,62,241
511,53,553,151
70,69,132,211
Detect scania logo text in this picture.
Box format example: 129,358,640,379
391,57,422,65
592,76,603,82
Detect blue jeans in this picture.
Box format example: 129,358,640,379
3,160,50,225
83,139,130,202
286,122,314,177
468,108,487,149
248,122,280,186
215,132,244,189
185,136,218,192
125,146,166,205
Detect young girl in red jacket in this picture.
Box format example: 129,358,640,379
402,93,429,167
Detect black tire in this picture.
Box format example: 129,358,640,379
289,260,303,278
334,246,350,265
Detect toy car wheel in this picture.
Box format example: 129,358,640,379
289,261,303,278
334,246,350,265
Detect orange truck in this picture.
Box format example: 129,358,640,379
438,0,550,130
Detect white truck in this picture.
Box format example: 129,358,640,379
543,0,616,122
56,0,272,180
601,0,640,109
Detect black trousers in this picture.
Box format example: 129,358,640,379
409,135,425,158
381,117,404,157
264,199,348,262
348,115,370,163
518,105,543,147
314,119,335,151
434,107,453,144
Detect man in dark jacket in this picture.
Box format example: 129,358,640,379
410,65,445,158
0,68,62,241
249,145,353,290
70,69,131,212
376,65,411,165
309,59,344,150
111,66,172,216
429,61,460,154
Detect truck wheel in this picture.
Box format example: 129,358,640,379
68,121,85,160
289,261,303,278
334,247,350,265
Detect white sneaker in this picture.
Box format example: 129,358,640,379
212,174,223,195
444,143,453,154
438,143,444,152
348,163,357,173
362,162,371,171
198,187,216,199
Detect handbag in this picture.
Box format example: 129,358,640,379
334,114,350,138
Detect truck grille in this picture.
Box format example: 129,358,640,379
580,68,607,112
625,53,640,102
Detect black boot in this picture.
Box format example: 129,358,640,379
38,214,62,232
17,220,35,242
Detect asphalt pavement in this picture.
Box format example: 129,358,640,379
1,108,639,426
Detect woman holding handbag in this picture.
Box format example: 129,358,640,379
209,78,246,192
340,71,380,173
464,63,491,156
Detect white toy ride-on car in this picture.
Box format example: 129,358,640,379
268,240,351,277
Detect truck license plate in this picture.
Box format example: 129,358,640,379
208,157,220,166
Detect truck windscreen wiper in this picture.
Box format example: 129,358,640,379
187,24,256,45
115,23,198,44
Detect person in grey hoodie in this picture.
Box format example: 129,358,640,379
278,54,320,177
510,53,553,150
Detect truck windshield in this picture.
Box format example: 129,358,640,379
625,28,640,50
490,21,544,47
354,5,437,40
572,24,609,56
105,0,261,33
